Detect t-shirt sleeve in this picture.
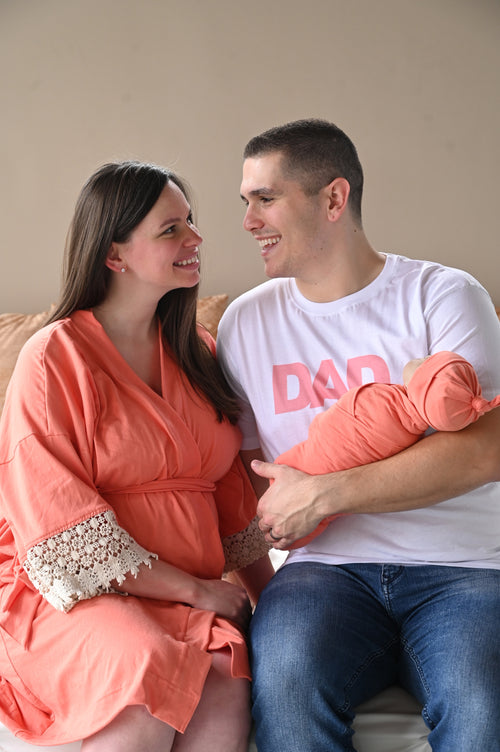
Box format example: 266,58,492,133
425,281,500,398
216,312,261,450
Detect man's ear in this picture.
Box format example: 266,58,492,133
324,177,350,222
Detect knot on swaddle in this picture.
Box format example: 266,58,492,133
471,395,499,414
406,351,500,431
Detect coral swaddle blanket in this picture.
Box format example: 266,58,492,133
276,351,500,549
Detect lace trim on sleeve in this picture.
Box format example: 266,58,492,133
222,515,271,572
23,510,157,613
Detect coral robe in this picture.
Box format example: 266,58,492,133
0,310,266,744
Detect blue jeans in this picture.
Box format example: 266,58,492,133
249,562,500,752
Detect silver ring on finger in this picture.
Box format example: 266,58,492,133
269,529,282,541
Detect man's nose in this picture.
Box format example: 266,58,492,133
243,205,263,232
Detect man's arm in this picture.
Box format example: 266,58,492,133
251,407,500,548
240,447,270,497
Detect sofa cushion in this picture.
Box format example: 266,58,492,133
0,307,55,414
195,293,229,338
0,295,229,415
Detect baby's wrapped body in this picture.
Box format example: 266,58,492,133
278,351,500,548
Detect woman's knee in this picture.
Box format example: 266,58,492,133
82,705,176,752
178,658,251,752
208,650,251,712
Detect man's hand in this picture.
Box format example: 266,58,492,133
251,459,327,548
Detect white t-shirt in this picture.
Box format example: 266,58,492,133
217,254,500,569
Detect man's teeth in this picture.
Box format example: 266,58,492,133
174,254,198,267
258,237,280,249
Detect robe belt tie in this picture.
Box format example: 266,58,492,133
100,478,216,495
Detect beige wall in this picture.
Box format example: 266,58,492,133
1,0,499,313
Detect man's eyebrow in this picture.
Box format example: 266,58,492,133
240,187,277,201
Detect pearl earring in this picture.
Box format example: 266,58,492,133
120,267,126,273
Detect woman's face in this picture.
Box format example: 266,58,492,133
111,182,202,296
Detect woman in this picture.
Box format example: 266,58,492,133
0,162,272,751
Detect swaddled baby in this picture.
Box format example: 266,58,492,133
276,351,500,549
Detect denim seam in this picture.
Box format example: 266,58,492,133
340,633,399,715
401,636,435,729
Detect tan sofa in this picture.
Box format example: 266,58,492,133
3,298,498,751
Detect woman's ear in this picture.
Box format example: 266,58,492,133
325,177,350,222
105,242,127,273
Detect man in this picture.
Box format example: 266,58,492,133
216,119,500,752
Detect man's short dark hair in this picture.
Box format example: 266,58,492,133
244,118,364,225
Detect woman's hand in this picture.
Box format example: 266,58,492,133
113,558,252,630
191,577,252,631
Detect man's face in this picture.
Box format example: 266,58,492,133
240,152,330,283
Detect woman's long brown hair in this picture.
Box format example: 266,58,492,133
48,161,240,423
